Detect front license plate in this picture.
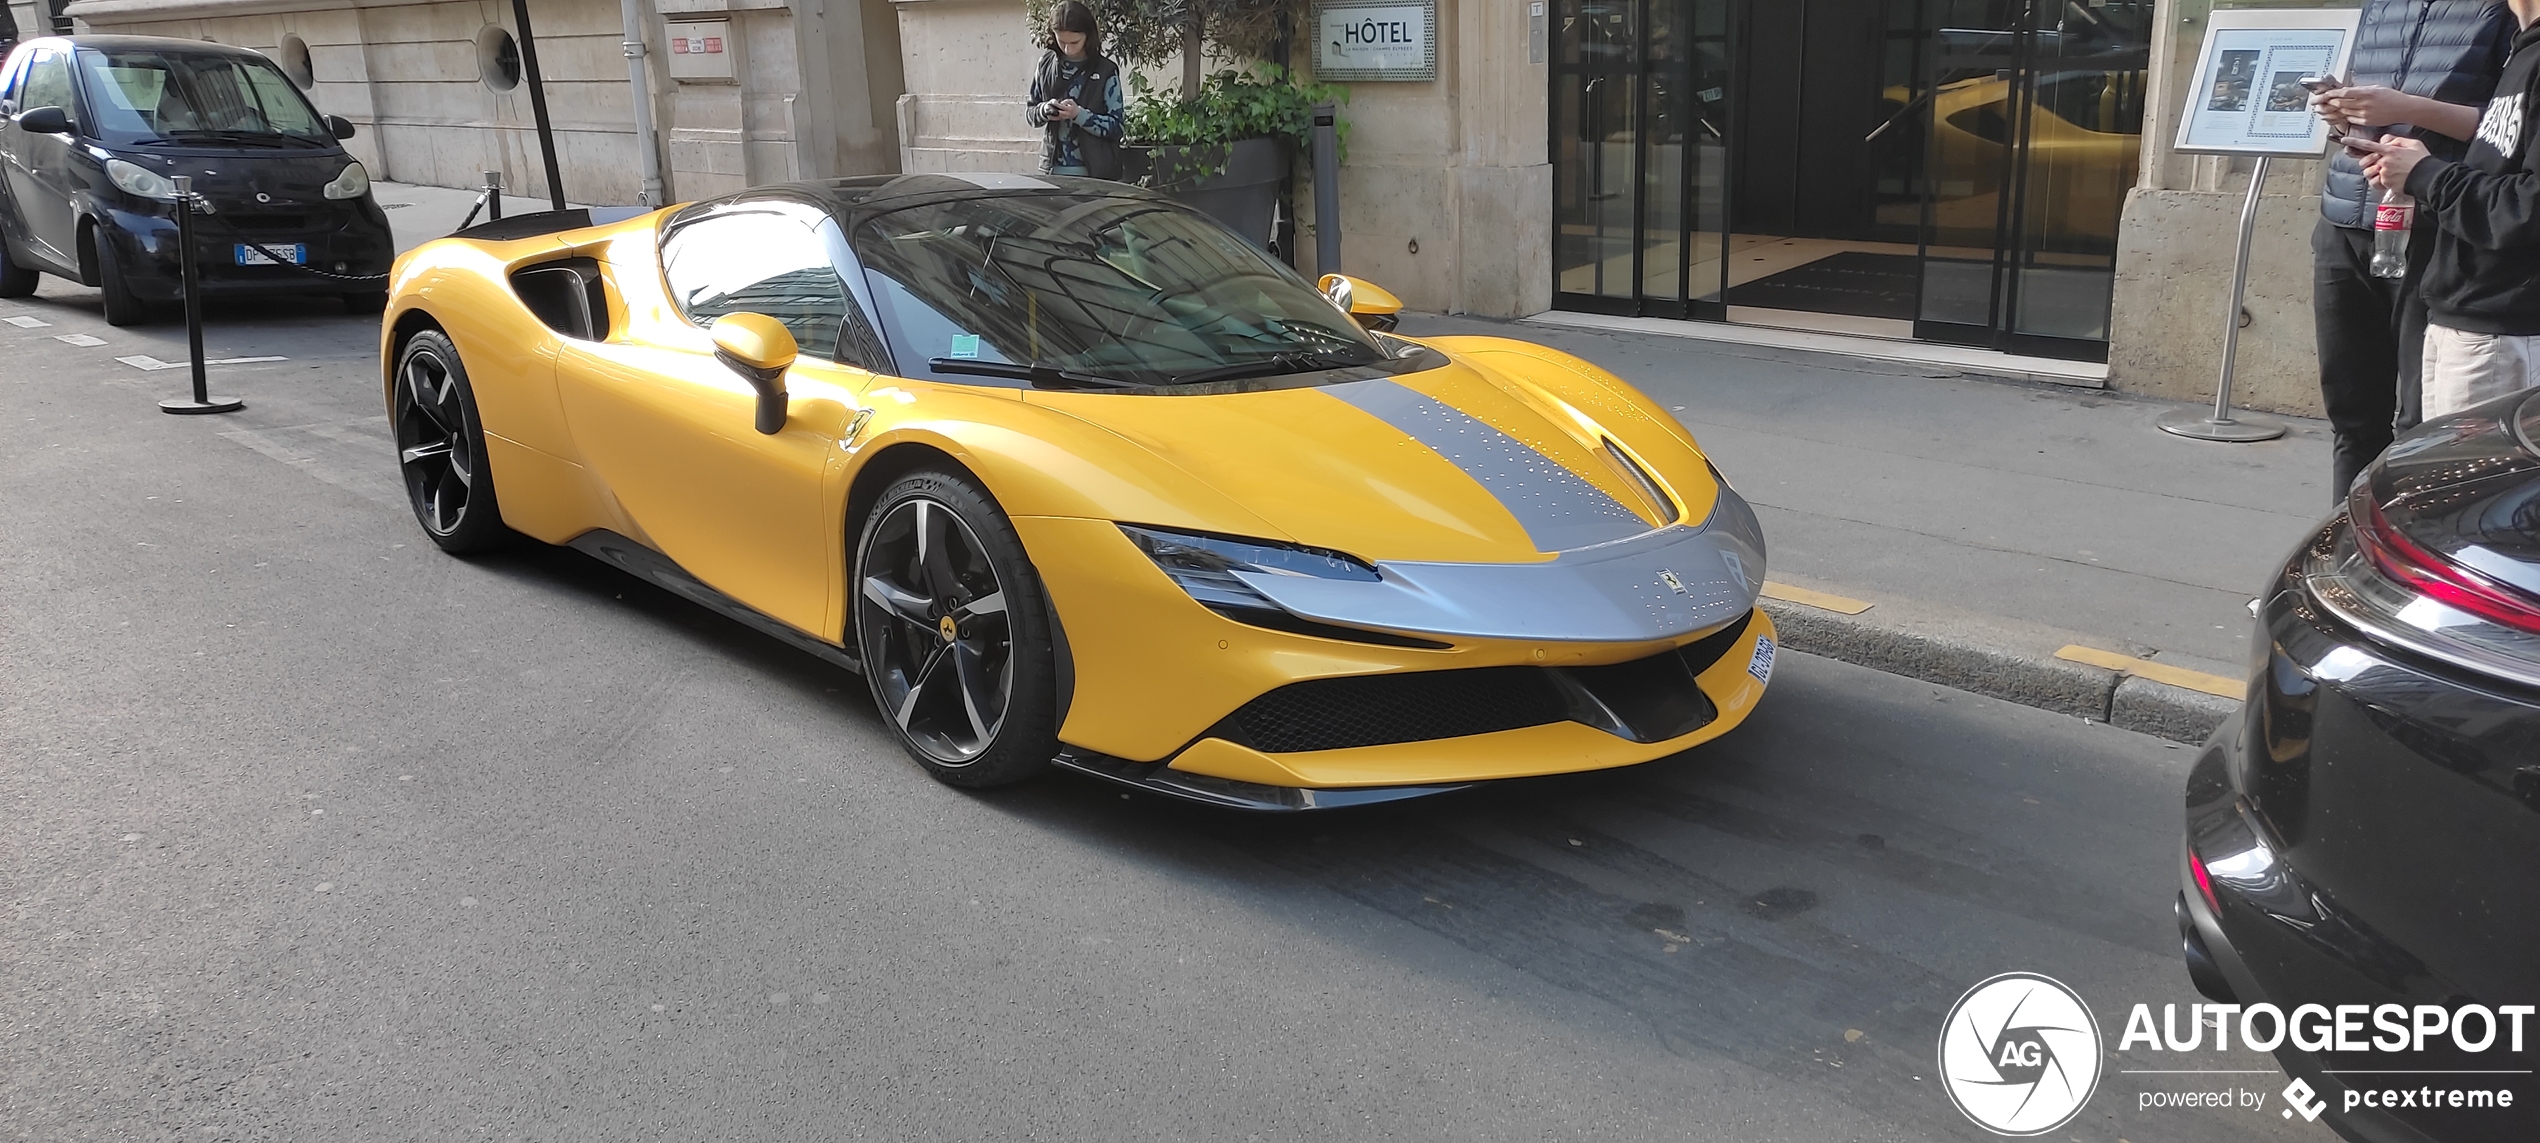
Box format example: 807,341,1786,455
235,243,305,266
1747,636,1776,683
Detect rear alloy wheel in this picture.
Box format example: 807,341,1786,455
393,330,512,553
0,238,38,298
91,231,151,327
853,470,1059,787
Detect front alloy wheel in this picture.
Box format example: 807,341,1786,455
854,470,1057,786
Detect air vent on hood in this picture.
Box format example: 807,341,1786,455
1602,438,1677,526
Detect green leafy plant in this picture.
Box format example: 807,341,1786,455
1123,65,1348,186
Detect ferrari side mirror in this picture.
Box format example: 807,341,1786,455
710,313,797,435
1318,273,1403,332
328,115,357,140
15,106,71,135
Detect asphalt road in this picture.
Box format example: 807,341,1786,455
1,280,2333,1142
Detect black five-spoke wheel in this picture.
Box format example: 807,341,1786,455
854,469,1057,786
393,330,511,553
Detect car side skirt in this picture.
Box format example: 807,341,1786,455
567,529,863,675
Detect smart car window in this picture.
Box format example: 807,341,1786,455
22,53,74,125
659,210,851,361
73,49,329,146
851,194,1402,389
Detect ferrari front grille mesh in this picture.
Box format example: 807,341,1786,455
1224,668,1570,754
1213,615,1752,754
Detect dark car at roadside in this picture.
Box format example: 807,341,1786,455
2179,390,2540,1143
0,35,390,324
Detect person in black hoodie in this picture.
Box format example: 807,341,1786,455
2357,0,2540,418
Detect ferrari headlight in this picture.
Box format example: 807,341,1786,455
1120,524,1378,610
106,158,176,200
322,161,370,200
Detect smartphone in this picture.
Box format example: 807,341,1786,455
2299,75,2367,149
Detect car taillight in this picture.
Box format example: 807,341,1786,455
2350,487,2540,635
2187,845,2222,916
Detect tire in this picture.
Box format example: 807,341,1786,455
391,330,513,554
92,231,151,327
853,468,1060,787
0,237,37,298
343,290,388,314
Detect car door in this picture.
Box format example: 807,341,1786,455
6,47,81,267
556,203,869,638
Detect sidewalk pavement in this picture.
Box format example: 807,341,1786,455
370,180,593,255
1401,312,2335,743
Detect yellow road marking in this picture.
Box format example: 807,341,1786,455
1760,581,1873,615
2055,645,2243,699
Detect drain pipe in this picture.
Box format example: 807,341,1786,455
618,0,667,208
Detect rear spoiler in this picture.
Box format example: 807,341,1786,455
451,206,651,242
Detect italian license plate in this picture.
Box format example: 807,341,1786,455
235,243,305,266
1747,636,1776,683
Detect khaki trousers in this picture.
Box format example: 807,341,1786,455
2422,322,2540,419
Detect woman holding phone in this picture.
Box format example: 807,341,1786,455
1025,1,1125,180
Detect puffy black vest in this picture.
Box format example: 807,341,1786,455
2323,0,2522,228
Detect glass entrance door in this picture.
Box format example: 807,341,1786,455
1550,0,1730,319
1914,0,2151,358
1548,0,2149,361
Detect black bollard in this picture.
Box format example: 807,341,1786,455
485,171,504,222
1312,102,1341,276
158,175,243,415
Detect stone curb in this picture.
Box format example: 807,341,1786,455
1758,597,2242,745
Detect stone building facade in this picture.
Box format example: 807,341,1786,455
65,0,905,207
46,0,2358,417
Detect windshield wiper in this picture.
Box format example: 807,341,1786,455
160,129,327,148
927,358,1139,390
1172,348,1376,386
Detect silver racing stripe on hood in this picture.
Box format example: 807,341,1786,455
1226,484,1769,643
1327,378,1650,552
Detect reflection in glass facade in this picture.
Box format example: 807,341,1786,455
1550,0,2152,360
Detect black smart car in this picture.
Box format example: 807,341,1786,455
2180,389,2540,1143
0,35,391,325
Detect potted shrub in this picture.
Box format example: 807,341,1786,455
1122,65,1347,248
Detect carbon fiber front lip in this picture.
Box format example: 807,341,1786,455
1051,748,1468,811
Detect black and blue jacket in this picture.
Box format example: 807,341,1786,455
1026,51,1125,179
2323,0,2521,229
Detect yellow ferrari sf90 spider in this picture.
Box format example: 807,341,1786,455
381,173,1776,809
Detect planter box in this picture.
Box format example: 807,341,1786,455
1126,137,1289,250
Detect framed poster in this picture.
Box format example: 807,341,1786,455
2174,8,2362,156
1313,0,1437,82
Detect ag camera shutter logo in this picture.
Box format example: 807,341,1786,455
1938,972,2105,1135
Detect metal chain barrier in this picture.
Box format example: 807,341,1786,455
181,198,392,284
170,168,523,287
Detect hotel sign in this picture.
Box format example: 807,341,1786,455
1314,0,1435,82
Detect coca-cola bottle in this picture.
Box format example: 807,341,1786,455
2371,185,2414,278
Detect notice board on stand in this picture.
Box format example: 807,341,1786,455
2174,8,2363,157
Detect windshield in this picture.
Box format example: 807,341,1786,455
75,47,331,147
852,194,1392,388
